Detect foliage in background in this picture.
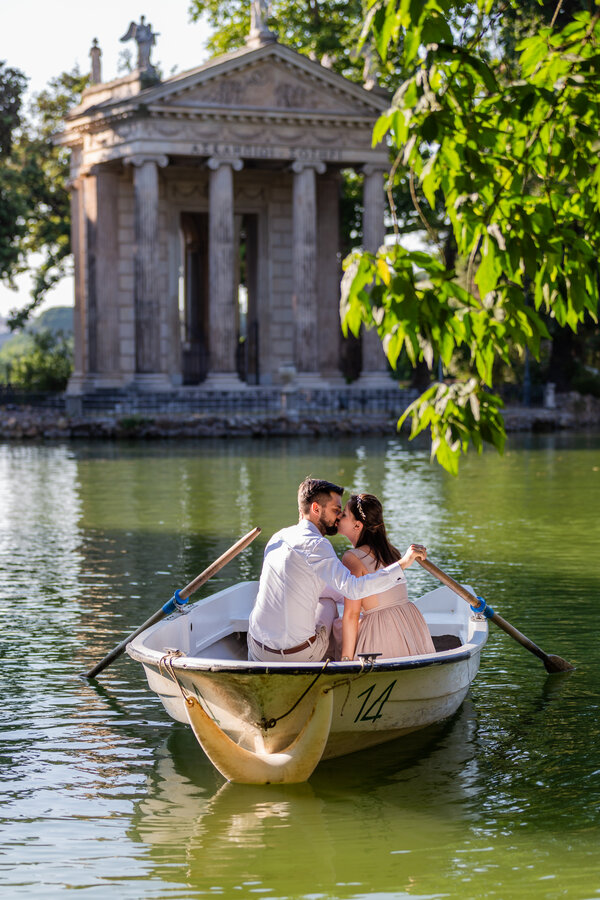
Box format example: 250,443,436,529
5,330,73,392
0,306,74,389
0,61,29,287
0,328,73,392
0,64,88,330
341,0,600,473
190,0,370,80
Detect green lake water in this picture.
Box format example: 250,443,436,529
0,432,599,899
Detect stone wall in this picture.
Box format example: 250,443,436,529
2,389,600,441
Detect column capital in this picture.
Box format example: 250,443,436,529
291,159,326,175
362,163,388,178
125,154,169,169
207,156,244,172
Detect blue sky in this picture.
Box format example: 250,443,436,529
1,0,213,319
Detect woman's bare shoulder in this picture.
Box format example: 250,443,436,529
342,548,369,574
354,545,378,566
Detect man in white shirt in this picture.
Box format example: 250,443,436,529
247,477,415,663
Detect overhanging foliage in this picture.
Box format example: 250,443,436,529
341,0,600,472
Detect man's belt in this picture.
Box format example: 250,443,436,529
255,633,318,655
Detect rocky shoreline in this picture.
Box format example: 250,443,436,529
1,391,599,441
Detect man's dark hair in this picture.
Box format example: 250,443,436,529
298,477,344,513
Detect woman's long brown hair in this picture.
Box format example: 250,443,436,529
347,493,400,568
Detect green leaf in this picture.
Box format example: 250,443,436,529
519,36,549,77
474,236,502,297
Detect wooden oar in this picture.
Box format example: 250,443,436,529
82,526,261,680
418,558,574,673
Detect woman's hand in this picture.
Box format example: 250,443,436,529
400,543,427,568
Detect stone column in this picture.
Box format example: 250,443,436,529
83,173,99,376
204,156,244,387
76,168,123,389
359,163,391,385
65,165,87,396
317,171,344,384
95,169,121,382
131,154,170,388
292,159,326,386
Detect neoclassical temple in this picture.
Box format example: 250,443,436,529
58,15,392,394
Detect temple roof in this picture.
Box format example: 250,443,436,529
65,40,389,130
58,39,390,171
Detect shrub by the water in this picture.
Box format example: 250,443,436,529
3,328,73,392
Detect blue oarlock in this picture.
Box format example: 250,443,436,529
162,589,190,616
470,595,495,618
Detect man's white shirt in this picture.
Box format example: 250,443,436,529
248,519,407,650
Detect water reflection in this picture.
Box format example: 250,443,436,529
1,435,599,898
0,445,83,602
131,703,481,897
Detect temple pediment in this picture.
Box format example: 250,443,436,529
156,54,384,119
71,41,388,126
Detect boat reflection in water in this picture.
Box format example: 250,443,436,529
129,701,481,896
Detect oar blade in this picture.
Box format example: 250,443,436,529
544,654,575,674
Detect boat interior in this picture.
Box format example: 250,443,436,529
137,581,471,663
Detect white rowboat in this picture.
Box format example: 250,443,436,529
127,579,488,784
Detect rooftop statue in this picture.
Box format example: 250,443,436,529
247,0,276,47
120,16,159,71
90,38,102,84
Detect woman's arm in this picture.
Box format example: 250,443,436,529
399,544,427,569
308,536,406,598
339,550,367,660
340,596,361,660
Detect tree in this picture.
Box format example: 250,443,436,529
190,0,369,81
341,0,600,473
0,61,27,158
0,61,28,286
0,66,88,330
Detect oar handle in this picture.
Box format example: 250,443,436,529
178,527,262,600
417,558,477,606
418,558,541,649
82,526,261,680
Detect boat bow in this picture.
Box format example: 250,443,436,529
178,680,334,784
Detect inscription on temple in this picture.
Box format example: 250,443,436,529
188,141,342,161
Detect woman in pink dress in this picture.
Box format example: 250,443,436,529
334,493,435,661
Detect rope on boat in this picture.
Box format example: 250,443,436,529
256,659,332,731
258,655,377,729
158,651,372,735
337,659,372,716
158,649,186,682
159,652,222,728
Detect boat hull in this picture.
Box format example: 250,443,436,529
127,580,487,782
